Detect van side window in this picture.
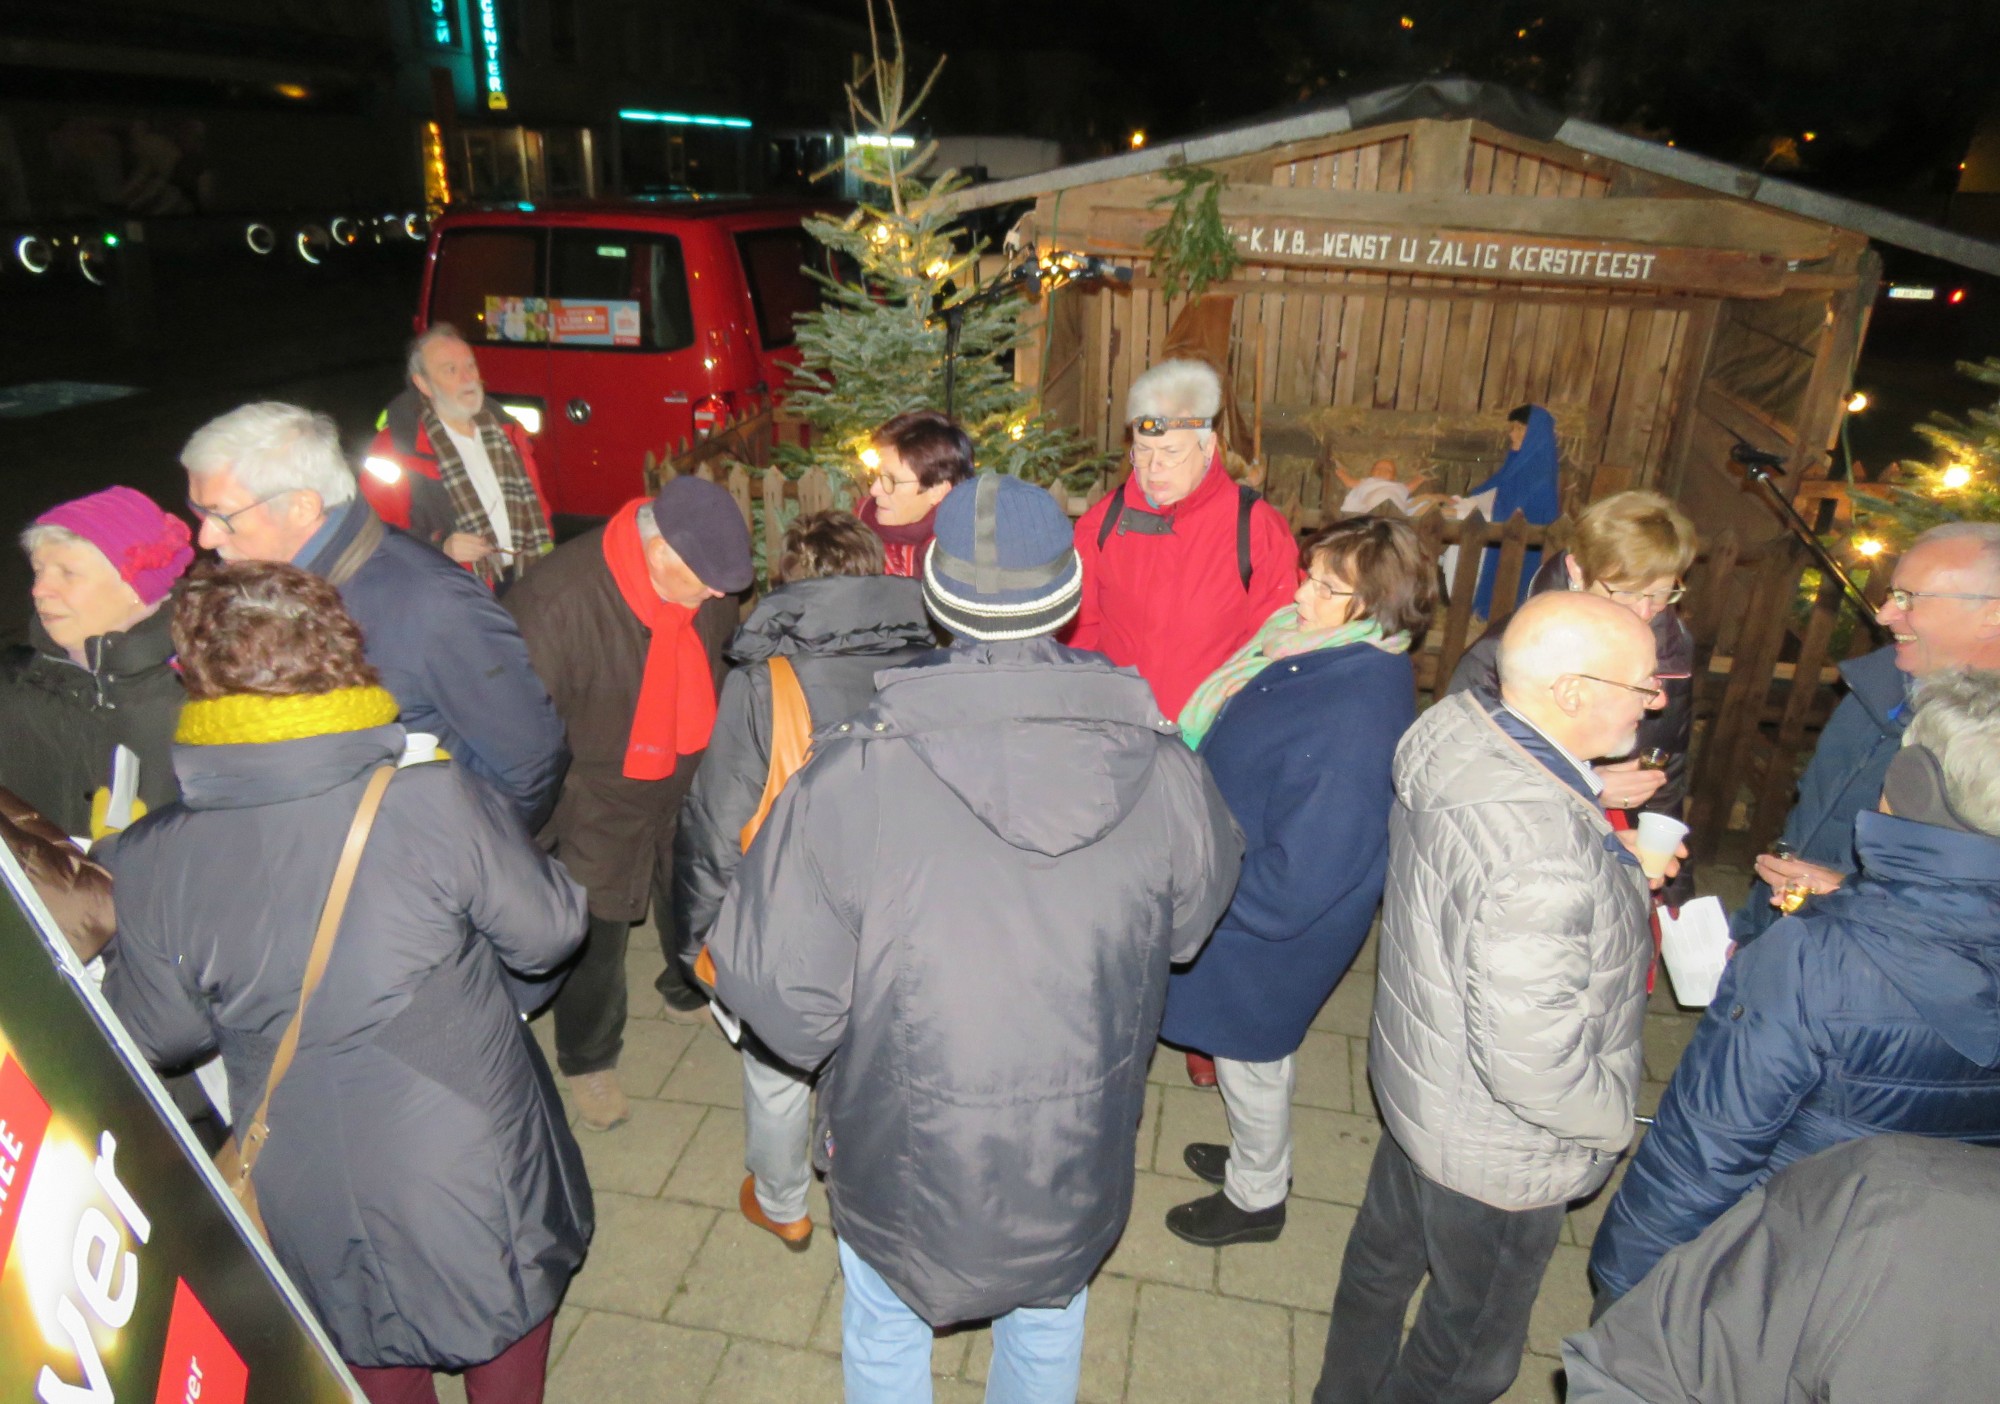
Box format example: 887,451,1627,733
549,231,695,352
735,228,823,349
429,230,545,343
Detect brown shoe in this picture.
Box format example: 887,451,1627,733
739,1174,813,1251
568,1069,630,1132
1186,1052,1219,1088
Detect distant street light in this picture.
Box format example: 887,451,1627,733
1130,130,1146,150
1845,390,1869,413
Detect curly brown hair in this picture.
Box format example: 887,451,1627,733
779,510,885,583
1301,515,1438,639
173,561,380,700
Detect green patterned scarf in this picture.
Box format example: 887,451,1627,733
1177,606,1410,751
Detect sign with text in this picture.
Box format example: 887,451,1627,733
1089,207,1790,297
484,296,642,345
0,854,359,1403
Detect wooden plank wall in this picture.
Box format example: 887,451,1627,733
1063,131,1699,512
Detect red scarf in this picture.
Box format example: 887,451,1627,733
603,499,717,779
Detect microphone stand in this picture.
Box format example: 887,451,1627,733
934,254,1132,417
1731,443,1889,639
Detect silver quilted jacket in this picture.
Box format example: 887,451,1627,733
1369,691,1651,1211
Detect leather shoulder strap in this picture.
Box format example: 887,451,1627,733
739,655,814,853
322,505,388,588
233,764,394,1171
1237,483,1259,591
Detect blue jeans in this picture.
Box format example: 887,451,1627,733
838,1239,1088,1404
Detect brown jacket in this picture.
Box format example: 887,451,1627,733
505,525,738,920
0,786,115,962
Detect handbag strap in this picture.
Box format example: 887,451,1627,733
233,763,395,1173
738,655,814,854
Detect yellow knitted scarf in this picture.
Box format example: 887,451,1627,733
176,686,401,746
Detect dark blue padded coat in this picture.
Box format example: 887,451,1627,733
1730,645,1907,944
1160,641,1415,1063
1590,809,2000,1300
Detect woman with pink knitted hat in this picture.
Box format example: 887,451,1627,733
2,486,194,837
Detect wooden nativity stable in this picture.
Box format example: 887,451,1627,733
945,79,2000,547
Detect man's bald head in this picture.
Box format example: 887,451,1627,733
1499,592,1659,761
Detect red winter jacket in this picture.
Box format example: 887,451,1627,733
1069,460,1299,719
361,390,550,558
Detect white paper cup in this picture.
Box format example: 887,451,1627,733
1635,812,1689,879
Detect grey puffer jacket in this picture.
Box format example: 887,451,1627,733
102,724,592,1368
1371,691,1651,1211
672,574,933,964
709,639,1243,1326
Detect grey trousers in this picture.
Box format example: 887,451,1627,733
1216,1054,1297,1212
742,1047,813,1222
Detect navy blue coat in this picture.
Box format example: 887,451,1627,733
1730,646,1907,944
1590,810,2000,1300
303,502,568,831
1160,641,1415,1062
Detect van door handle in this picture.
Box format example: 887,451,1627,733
566,398,591,424
662,392,690,404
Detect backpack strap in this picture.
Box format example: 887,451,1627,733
1096,483,1127,549
1237,483,1259,592
739,655,814,853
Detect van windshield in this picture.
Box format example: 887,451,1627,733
735,227,823,349
427,226,695,353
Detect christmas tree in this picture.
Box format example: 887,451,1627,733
779,0,1100,493
1852,355,2000,548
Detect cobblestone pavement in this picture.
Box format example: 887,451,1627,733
436,868,1746,1404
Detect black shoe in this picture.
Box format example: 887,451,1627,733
1184,1142,1229,1186
1165,1189,1286,1247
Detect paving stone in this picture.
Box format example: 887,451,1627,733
1526,1243,1596,1358
1126,1282,1290,1404
699,1339,844,1402
960,1271,1138,1403
1288,1107,1381,1207
1638,1079,1668,1118
1293,1308,1330,1403
668,1211,840,1345
660,1024,746,1108
1349,1037,1377,1117
550,1304,588,1368
1566,1156,1629,1250
1216,1197,1354,1311
1147,1040,1204,1089
1097,1172,1218,1290
808,1268,972,1378
1350,924,1378,972
620,1018,701,1098
664,1104,755,1209
1135,1082,1162,1169
1643,1011,1701,1082
1293,1031,1354,1112
1150,1086,1229,1180
544,1310,728,1403
1501,1352,1566,1404
1311,969,1375,1038
930,1322,974,1379
566,1192,717,1319
575,1096,707,1198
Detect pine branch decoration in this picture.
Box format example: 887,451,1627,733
1144,166,1243,307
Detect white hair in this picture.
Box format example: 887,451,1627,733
20,521,90,556
1915,521,2000,590
1907,669,2000,835
1126,359,1222,426
182,402,356,508
636,502,661,541
408,322,469,382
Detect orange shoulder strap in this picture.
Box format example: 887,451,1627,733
739,655,813,853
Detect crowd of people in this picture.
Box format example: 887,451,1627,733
3,339,2000,1404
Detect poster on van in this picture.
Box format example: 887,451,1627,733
0,851,360,1403
549,299,641,346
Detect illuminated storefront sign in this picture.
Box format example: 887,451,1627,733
478,0,508,110
427,0,454,45
0,852,359,1402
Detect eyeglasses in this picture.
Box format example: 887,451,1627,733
1884,587,2000,611
1595,582,1686,607
186,492,293,534
1304,576,1355,602
872,471,922,494
1571,672,1667,702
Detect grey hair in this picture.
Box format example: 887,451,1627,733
181,402,356,509
1906,669,2000,835
19,521,92,557
1126,359,1222,426
1915,521,2000,588
636,503,661,541
408,322,469,383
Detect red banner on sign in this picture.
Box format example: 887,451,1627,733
0,1053,50,1275
155,1278,249,1404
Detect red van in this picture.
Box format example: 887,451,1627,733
411,197,837,523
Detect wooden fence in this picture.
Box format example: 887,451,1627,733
650,412,1884,864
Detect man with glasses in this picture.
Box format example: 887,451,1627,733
1312,592,1664,1404
1448,490,1698,898
1733,521,2000,945
182,401,566,830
